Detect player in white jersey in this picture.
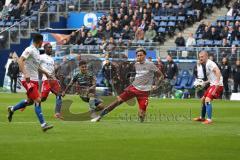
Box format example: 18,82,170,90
7,33,53,132
40,43,63,119
194,51,223,124
91,48,164,122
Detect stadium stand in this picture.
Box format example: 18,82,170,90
0,0,239,98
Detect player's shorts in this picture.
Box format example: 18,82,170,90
204,85,224,99
80,97,102,106
21,80,40,100
41,80,61,98
119,85,149,111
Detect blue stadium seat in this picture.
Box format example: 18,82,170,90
174,76,183,89
235,16,240,21
196,40,205,46
159,21,167,27
232,41,240,45
217,16,225,21
160,16,169,21
177,16,185,21
169,16,177,21
205,40,214,46
225,16,234,21
153,16,161,22
168,21,176,27
214,40,222,46
175,70,195,89
158,27,166,33
0,21,5,27
184,76,195,89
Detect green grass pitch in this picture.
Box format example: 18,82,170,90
0,93,240,160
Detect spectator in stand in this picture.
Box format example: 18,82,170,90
186,33,196,47
106,37,116,54
129,0,137,8
232,59,240,93
222,38,231,48
90,25,98,38
144,25,156,42
121,25,131,39
220,26,229,39
117,38,127,53
121,15,130,27
129,26,137,39
142,13,151,27
216,21,223,33
135,27,145,44
202,26,210,39
76,31,86,45
192,0,203,20
84,32,95,45
109,8,117,21
0,0,4,11
100,37,108,54
233,21,240,31
235,26,240,40
128,9,134,19
177,3,186,16
220,57,231,99
68,31,77,45
139,20,146,31
209,27,221,40
185,0,193,9
97,25,104,39
152,2,160,16
120,1,128,15
103,24,113,39
132,15,140,27
227,26,236,43
175,33,185,47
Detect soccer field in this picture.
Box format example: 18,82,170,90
0,93,239,160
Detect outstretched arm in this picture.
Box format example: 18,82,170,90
62,80,74,97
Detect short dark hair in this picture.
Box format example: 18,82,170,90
43,43,51,49
32,33,43,44
79,60,87,66
136,48,146,55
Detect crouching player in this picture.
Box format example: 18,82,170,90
194,51,223,124
91,48,163,123
40,43,63,119
62,60,104,116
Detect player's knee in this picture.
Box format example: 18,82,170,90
205,97,211,103
88,93,95,98
26,100,34,106
116,96,124,103
41,97,47,102
34,97,41,103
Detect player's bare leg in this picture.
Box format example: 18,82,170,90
8,98,34,122
91,97,123,122
138,109,146,123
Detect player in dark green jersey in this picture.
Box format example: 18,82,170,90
62,60,104,115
